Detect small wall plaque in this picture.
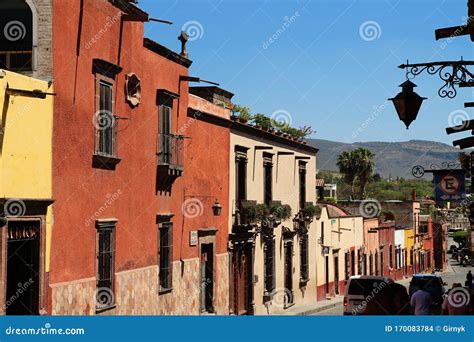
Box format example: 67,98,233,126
190,231,198,246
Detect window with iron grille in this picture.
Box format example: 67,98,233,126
159,222,173,292
0,1,34,72
159,103,172,164
369,253,373,275
235,146,248,208
96,79,117,156
389,245,393,269
298,162,307,210
264,237,275,296
96,220,116,311
300,233,309,282
263,154,273,205
320,221,324,245
344,251,350,280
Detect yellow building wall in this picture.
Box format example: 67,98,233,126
404,228,415,265
0,69,53,271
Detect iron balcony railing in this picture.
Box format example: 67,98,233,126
157,133,184,170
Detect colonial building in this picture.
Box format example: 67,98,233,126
0,69,54,314
228,118,318,315
315,204,364,300
186,87,233,314
46,0,235,315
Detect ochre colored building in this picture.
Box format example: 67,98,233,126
0,69,54,314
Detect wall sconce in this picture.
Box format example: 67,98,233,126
212,200,222,216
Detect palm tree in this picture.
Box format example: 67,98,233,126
354,148,375,199
337,151,357,200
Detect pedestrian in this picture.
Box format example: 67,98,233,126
410,281,433,315
466,270,473,290
441,283,470,315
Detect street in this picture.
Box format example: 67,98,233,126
315,255,474,316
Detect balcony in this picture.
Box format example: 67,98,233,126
157,133,184,178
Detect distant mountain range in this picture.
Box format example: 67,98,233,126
307,139,463,179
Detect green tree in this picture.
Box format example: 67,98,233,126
337,151,357,199
354,147,375,199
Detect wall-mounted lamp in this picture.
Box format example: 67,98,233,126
212,200,222,216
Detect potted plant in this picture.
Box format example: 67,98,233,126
240,200,258,224
253,114,273,131
301,202,321,221
269,202,292,221
232,105,253,123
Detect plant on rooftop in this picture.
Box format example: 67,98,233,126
232,104,253,123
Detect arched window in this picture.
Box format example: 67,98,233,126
0,0,36,71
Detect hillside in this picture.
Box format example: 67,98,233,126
308,139,462,179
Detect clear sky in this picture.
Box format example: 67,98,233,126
139,0,474,145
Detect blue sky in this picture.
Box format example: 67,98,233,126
139,0,474,145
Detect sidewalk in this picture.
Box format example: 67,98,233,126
272,295,344,316
272,267,456,316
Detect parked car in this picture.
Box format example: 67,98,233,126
409,274,446,314
448,245,457,255
344,276,410,315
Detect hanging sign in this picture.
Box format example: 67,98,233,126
433,169,466,203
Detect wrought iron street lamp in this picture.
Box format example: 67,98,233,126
389,80,426,129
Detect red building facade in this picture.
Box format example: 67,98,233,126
49,0,229,315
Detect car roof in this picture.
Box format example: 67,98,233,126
412,274,439,278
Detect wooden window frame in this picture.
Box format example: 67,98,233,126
95,219,117,313
298,161,307,210
235,146,249,208
94,74,117,157
158,222,173,294
263,153,273,206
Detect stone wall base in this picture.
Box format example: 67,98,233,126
50,254,229,315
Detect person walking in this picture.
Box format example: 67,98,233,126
410,282,433,315
466,270,473,290
441,283,470,315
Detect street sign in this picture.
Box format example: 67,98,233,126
433,169,466,203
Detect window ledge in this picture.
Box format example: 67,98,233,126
93,154,121,170
159,287,173,295
96,304,116,314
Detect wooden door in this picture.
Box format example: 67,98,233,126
232,245,252,315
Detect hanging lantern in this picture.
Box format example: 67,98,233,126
212,200,222,216
389,80,427,129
